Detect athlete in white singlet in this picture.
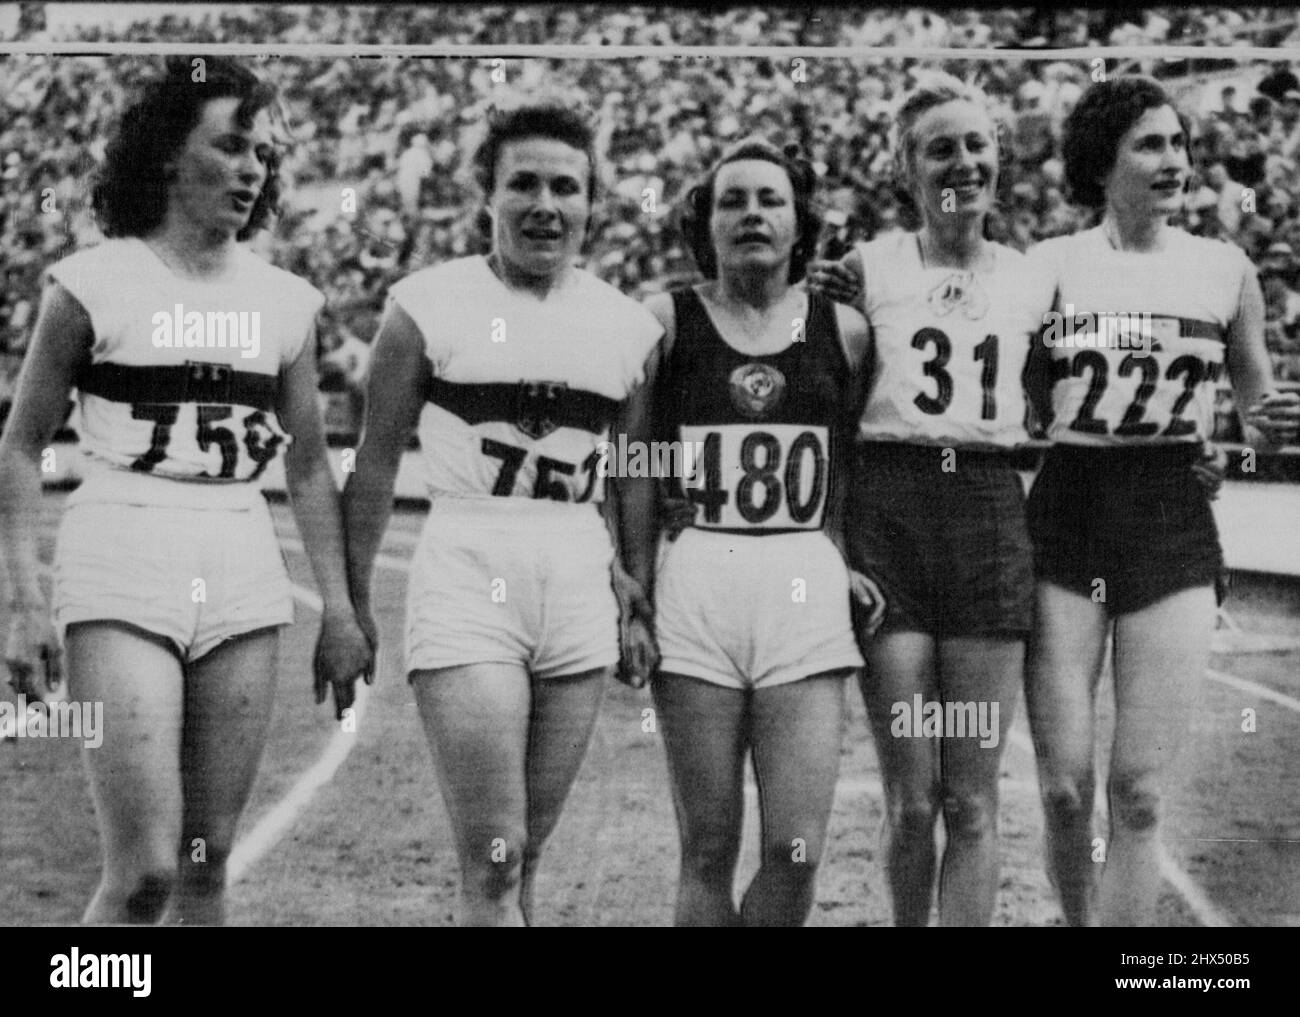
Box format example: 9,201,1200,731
1024,76,1300,927
0,59,372,925
808,73,1054,927
343,104,662,927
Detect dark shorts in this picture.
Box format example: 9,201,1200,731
846,442,1034,638
1026,444,1225,617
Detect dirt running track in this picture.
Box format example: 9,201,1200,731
2,493,1297,926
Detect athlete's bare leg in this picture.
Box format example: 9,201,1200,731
1025,581,1110,927
651,672,747,926
173,626,281,925
412,662,605,927
741,670,849,926
934,636,1021,926
1100,585,1212,926
519,667,608,926
65,621,184,924
859,631,941,926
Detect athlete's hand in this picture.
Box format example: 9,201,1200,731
612,566,658,688
849,570,886,642
806,259,862,306
1244,390,1300,447
355,604,379,660
618,615,659,689
3,606,63,703
1192,442,1229,499
313,609,374,721
659,496,696,541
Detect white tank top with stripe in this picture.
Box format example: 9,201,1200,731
1030,227,1248,446
389,256,663,506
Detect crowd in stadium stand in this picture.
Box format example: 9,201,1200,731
4,5,1300,427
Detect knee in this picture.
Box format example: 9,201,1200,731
941,791,997,842
1109,773,1162,834
463,836,526,901
1040,771,1095,827
124,870,176,924
887,787,941,838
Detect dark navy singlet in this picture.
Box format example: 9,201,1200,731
655,288,857,535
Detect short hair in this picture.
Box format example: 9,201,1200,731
92,57,282,240
1062,76,1193,210
471,103,598,238
678,137,821,283
886,71,1008,230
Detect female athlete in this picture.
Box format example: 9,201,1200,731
342,103,662,927
1025,76,1300,926
635,138,879,926
809,73,1052,926
0,58,373,925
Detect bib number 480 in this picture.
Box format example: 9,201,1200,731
685,426,828,529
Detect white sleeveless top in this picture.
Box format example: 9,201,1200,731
46,237,322,508
856,232,1051,448
389,256,662,507
1030,227,1249,446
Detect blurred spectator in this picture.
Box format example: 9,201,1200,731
1258,60,1300,103
3,5,1300,430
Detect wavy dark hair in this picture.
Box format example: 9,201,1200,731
679,137,821,283
471,103,598,240
1063,76,1193,210
91,56,282,240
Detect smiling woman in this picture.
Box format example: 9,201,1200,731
807,72,1053,928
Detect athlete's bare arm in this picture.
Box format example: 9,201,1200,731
0,281,91,698
277,322,375,714
834,301,872,376
640,292,697,546
1023,284,1061,439
605,346,662,688
828,301,872,558
826,300,885,635
1227,263,1300,447
341,301,429,641
609,368,659,597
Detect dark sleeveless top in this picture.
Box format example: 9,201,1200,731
654,288,858,533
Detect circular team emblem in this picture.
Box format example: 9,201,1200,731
728,363,787,419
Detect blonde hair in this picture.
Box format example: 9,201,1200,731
891,70,1004,214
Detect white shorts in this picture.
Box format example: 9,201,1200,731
53,494,294,663
655,529,864,690
405,498,619,679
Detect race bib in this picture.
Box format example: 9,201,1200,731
1046,330,1225,444
680,423,829,531
122,401,287,481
